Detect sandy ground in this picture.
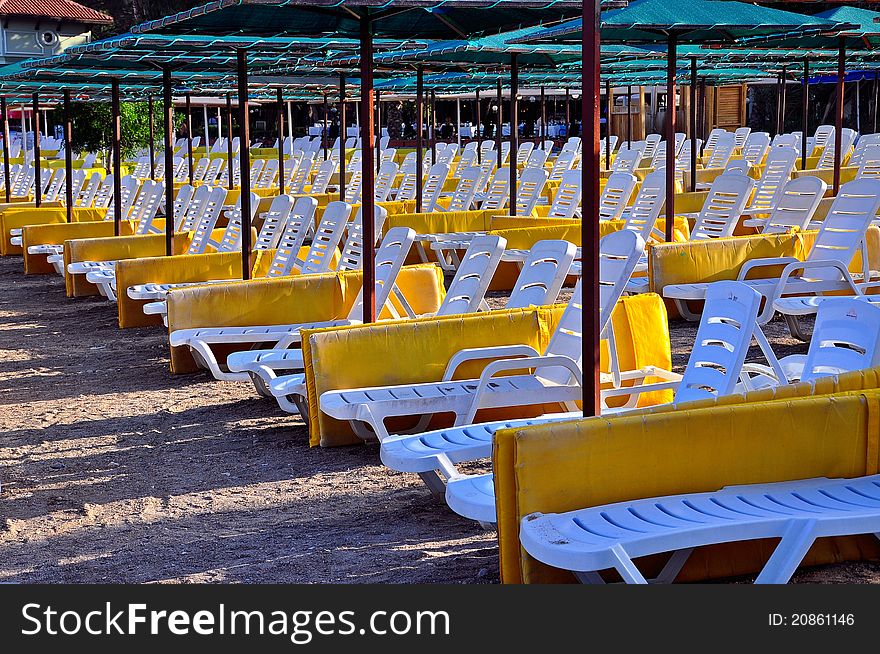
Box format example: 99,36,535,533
1,256,879,584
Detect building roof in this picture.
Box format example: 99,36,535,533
0,0,114,25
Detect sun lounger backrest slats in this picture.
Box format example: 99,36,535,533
723,159,750,176
374,161,399,203
507,240,577,308
691,173,754,240
623,169,666,241
705,132,736,169
675,281,762,404
300,201,353,275
185,187,228,254
213,192,259,253
176,185,211,231
734,127,752,149
345,226,417,321
761,176,827,235
747,147,798,213
805,179,880,280
266,197,318,278
254,194,295,250
548,148,577,182
337,205,389,272
516,142,535,167
310,159,337,195
422,162,451,212
475,150,498,192
547,169,582,220
514,167,549,217
437,235,507,316
818,128,857,169
192,157,210,182
855,144,880,181
203,158,225,185
742,131,771,166
599,172,637,221
799,299,880,382
481,166,511,211
610,148,640,174
132,181,165,235
249,159,266,186
454,147,478,177
446,166,481,212
525,148,549,170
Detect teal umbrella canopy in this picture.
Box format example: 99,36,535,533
131,0,584,40
510,0,851,46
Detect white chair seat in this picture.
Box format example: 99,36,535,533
445,473,498,524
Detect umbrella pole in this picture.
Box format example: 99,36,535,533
802,59,809,170
664,33,677,243
277,87,285,195
564,87,570,147
834,38,845,195
1,97,9,204
148,95,156,180
774,72,781,137
510,53,519,216
690,57,697,193
376,90,382,174
582,0,601,417
236,49,252,281
32,92,41,208
430,89,437,165
217,105,222,140
496,77,502,166
339,72,347,202
110,81,121,236
873,70,879,135
203,104,210,155
698,78,707,157
185,93,193,185
416,65,424,212
779,66,787,135
604,79,611,168
323,93,329,161
225,93,234,191
475,88,482,164
64,90,73,223
456,97,461,149
359,15,377,324
540,85,546,148
626,85,632,149
287,101,293,145
163,68,175,256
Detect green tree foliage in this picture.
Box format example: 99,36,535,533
70,100,182,160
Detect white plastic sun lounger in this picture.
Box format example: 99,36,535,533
263,238,578,414
663,178,880,331
444,281,770,524
167,203,383,380
519,475,880,584
319,229,643,444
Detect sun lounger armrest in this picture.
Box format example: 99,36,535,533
736,256,800,280
778,259,860,290
442,345,541,381
463,355,582,425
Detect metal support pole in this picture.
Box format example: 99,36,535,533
359,16,377,323
510,53,519,216
779,66,788,135
148,95,156,180
237,49,253,280
163,67,174,255
64,90,73,223
774,71,782,137
802,59,810,170
605,79,611,167
456,97,461,148
834,38,845,195
475,88,482,164
664,33,677,243
225,93,234,191
375,89,381,173
416,65,424,212
32,92,41,207
565,87,571,146
287,100,293,144
276,86,285,195
430,89,437,164
323,93,329,161
495,78,502,164
626,84,632,149
582,0,601,417
690,57,697,192
110,81,121,235
873,70,879,135
540,85,546,148
1,97,10,204
203,104,210,154
185,93,194,184
339,72,347,202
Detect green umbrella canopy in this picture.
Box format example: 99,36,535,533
738,6,880,50
319,24,658,70
130,0,584,40
374,70,584,94
509,0,850,46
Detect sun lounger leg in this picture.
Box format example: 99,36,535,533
651,548,694,584
755,519,817,584
610,544,649,584
783,314,810,342
673,298,702,322
575,571,606,584
418,471,447,497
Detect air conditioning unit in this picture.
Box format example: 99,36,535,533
39,31,60,47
